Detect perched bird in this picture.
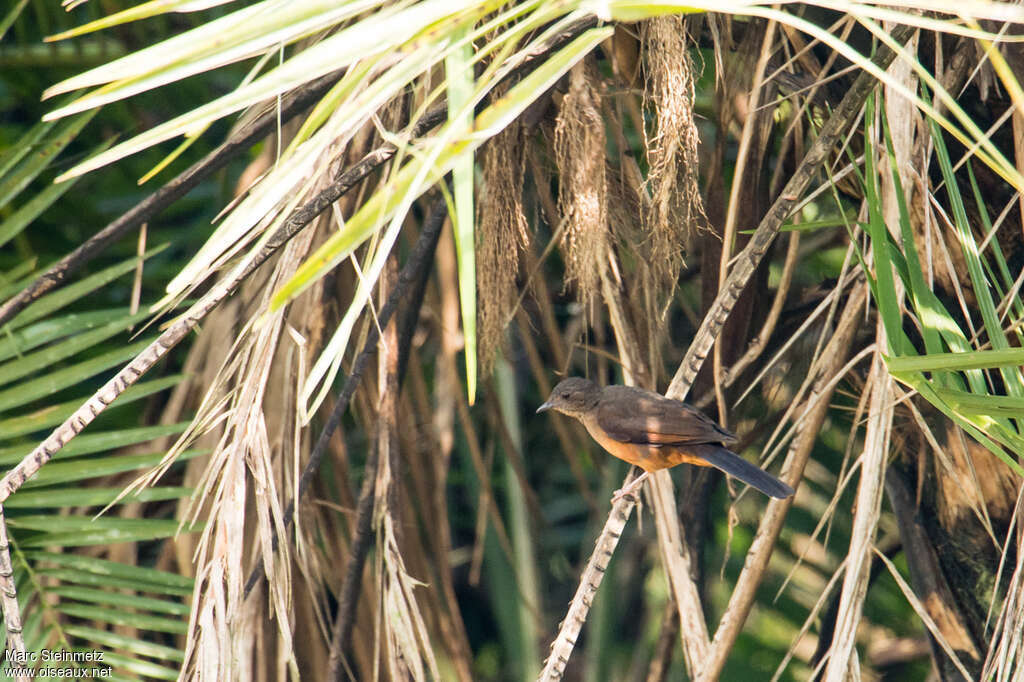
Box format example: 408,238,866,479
537,377,794,501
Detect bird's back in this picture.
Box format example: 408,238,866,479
595,385,737,447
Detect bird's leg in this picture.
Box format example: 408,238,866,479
612,470,650,503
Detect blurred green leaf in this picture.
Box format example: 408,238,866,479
63,625,184,661
30,550,193,593
5,486,191,509
17,447,200,486
886,348,1024,373
446,26,477,404
51,586,190,616
0,309,153,388
14,517,196,547
0,376,183,441
5,244,168,330
56,604,187,634
0,110,97,213
0,337,155,413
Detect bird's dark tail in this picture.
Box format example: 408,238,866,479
692,444,795,499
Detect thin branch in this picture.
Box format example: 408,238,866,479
721,229,801,389
539,257,654,681
0,505,24,668
537,495,637,681
326,437,380,682
542,249,711,681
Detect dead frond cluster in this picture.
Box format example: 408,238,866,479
477,117,530,376
554,59,610,305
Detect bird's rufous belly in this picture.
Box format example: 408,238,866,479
581,417,712,472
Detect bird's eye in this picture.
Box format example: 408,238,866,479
561,392,570,399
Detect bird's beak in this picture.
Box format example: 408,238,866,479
536,401,553,414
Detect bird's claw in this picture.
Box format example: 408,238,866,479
611,472,648,504
611,487,639,504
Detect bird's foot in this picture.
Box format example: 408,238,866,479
612,471,649,504
611,487,636,504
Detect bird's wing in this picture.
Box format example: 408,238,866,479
595,386,737,446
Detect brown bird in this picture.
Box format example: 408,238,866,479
537,377,794,501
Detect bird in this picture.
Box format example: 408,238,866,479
536,377,794,502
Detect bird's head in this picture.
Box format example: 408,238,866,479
536,377,600,417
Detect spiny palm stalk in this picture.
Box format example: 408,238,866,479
1,1,1023,681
